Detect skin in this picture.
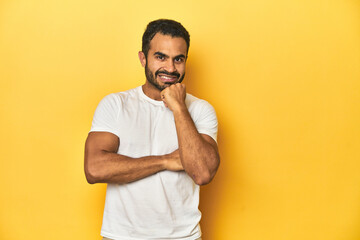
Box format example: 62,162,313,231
84,33,220,185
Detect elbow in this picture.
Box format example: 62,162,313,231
84,163,102,184
85,168,97,184
195,178,211,186
193,171,212,186
193,155,220,186
85,173,97,184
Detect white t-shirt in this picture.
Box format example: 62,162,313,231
90,86,218,240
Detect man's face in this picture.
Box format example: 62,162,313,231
142,33,187,91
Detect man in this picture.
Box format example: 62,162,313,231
85,19,220,240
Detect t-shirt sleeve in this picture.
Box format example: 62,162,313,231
90,94,121,138
191,100,218,143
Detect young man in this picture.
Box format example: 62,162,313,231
85,19,220,240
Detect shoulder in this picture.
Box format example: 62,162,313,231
185,93,218,141
100,86,141,106
185,93,215,113
185,93,217,124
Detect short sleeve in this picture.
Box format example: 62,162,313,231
90,94,121,138
190,100,218,143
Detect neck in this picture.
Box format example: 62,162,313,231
142,82,162,101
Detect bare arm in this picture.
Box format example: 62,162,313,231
84,132,183,184
161,83,220,185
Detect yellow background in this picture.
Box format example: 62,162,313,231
1,0,359,239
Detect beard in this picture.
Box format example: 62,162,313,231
145,63,185,91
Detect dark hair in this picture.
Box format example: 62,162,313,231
142,19,190,57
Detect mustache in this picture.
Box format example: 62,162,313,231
155,70,180,78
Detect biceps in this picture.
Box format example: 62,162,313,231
85,132,120,155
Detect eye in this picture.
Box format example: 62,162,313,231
156,55,165,60
174,57,184,63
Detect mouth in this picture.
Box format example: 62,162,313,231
157,74,178,83
155,70,180,84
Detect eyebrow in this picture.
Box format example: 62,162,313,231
154,52,186,59
154,52,168,58
174,54,186,59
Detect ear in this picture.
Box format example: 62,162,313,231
138,51,146,67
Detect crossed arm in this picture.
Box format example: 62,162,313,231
84,84,220,185
84,132,183,184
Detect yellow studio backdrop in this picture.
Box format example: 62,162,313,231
0,0,359,239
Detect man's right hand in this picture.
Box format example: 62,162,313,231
163,149,184,171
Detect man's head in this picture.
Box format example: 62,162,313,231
142,19,190,57
139,19,190,92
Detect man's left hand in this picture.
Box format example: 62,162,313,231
161,83,186,112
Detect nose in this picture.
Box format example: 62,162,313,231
164,60,176,73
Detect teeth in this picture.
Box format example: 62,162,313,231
161,76,173,79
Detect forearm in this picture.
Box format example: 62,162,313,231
173,106,220,185
85,151,168,184
160,83,220,185
85,131,183,184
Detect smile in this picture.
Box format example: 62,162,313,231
158,74,178,83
